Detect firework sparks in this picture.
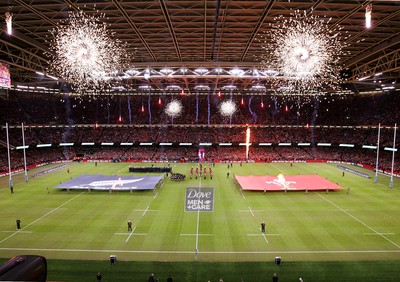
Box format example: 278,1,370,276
261,10,348,95
219,100,237,117
165,99,183,118
48,10,128,93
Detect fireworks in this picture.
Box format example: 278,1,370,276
219,100,237,117
261,10,348,94
165,99,183,118
48,10,128,93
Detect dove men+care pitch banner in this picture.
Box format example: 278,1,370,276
185,187,214,212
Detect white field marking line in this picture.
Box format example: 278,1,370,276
1,231,33,234
125,227,136,243
240,189,246,200
195,176,202,254
364,233,395,236
247,233,280,236
375,181,397,190
261,232,269,243
270,163,286,174
116,164,131,174
1,247,398,255
142,206,150,216
115,232,147,236
362,178,395,191
0,191,85,245
180,233,213,236
238,209,263,213
317,193,400,249
134,209,159,212
119,183,158,243
248,207,255,217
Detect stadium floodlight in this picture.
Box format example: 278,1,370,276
250,85,266,91
258,143,272,146
194,85,210,90
16,145,29,150
278,142,292,146
179,143,192,146
144,68,150,79
120,142,133,146
195,67,208,74
298,142,311,146
239,143,252,146
221,85,237,90
81,142,95,146
159,142,173,146
125,69,140,76
229,67,244,77
339,144,354,148
166,85,182,90
219,143,232,146
36,144,52,148
317,143,331,146
215,67,223,73
362,145,377,149
138,85,151,90
160,67,173,75
358,76,369,81
101,142,114,146
199,142,212,146
384,147,398,152
59,143,74,146
140,142,153,146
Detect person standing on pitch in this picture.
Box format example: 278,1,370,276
16,219,21,230
128,220,132,231
96,272,102,282
261,221,266,233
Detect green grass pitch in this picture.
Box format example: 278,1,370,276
0,162,400,281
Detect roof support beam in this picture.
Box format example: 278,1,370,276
158,0,182,61
111,0,157,61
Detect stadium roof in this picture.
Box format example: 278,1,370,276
0,0,399,95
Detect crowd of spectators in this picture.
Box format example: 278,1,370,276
2,90,400,126
1,90,399,174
